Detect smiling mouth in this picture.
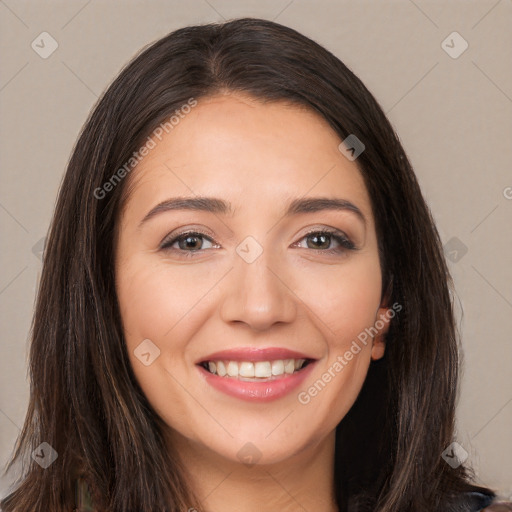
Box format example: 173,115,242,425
199,358,313,381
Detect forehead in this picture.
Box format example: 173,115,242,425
120,93,372,222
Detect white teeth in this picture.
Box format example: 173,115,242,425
254,361,272,378
239,362,255,378
284,359,295,374
204,358,308,379
216,361,227,377
271,360,284,376
227,361,238,377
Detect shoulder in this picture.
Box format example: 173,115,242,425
463,491,512,512
481,504,512,511
456,491,495,511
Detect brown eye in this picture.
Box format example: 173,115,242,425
306,232,332,250
161,231,216,252
177,234,204,250
297,230,356,253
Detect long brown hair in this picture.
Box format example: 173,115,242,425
1,17,496,511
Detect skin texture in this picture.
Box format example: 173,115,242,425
115,92,391,512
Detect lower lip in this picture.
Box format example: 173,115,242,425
197,362,316,402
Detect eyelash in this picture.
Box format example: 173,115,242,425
159,228,356,258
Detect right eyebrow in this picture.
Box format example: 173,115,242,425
139,197,232,227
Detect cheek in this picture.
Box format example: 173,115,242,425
115,258,211,429
291,253,382,417
116,256,215,347
294,253,383,350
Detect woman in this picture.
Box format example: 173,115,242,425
1,17,506,512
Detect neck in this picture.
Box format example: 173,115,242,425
167,430,338,512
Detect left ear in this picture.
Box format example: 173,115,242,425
371,276,394,361
370,305,391,361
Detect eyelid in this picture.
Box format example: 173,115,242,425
301,226,349,238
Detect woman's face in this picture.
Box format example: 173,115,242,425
115,93,389,465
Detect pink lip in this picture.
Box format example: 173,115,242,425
197,347,315,363
196,360,316,402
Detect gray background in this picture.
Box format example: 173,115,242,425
1,0,511,500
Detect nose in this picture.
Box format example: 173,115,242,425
219,250,297,331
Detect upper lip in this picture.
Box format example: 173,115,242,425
197,347,317,364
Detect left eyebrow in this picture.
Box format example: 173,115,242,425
284,197,366,226
138,195,366,227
